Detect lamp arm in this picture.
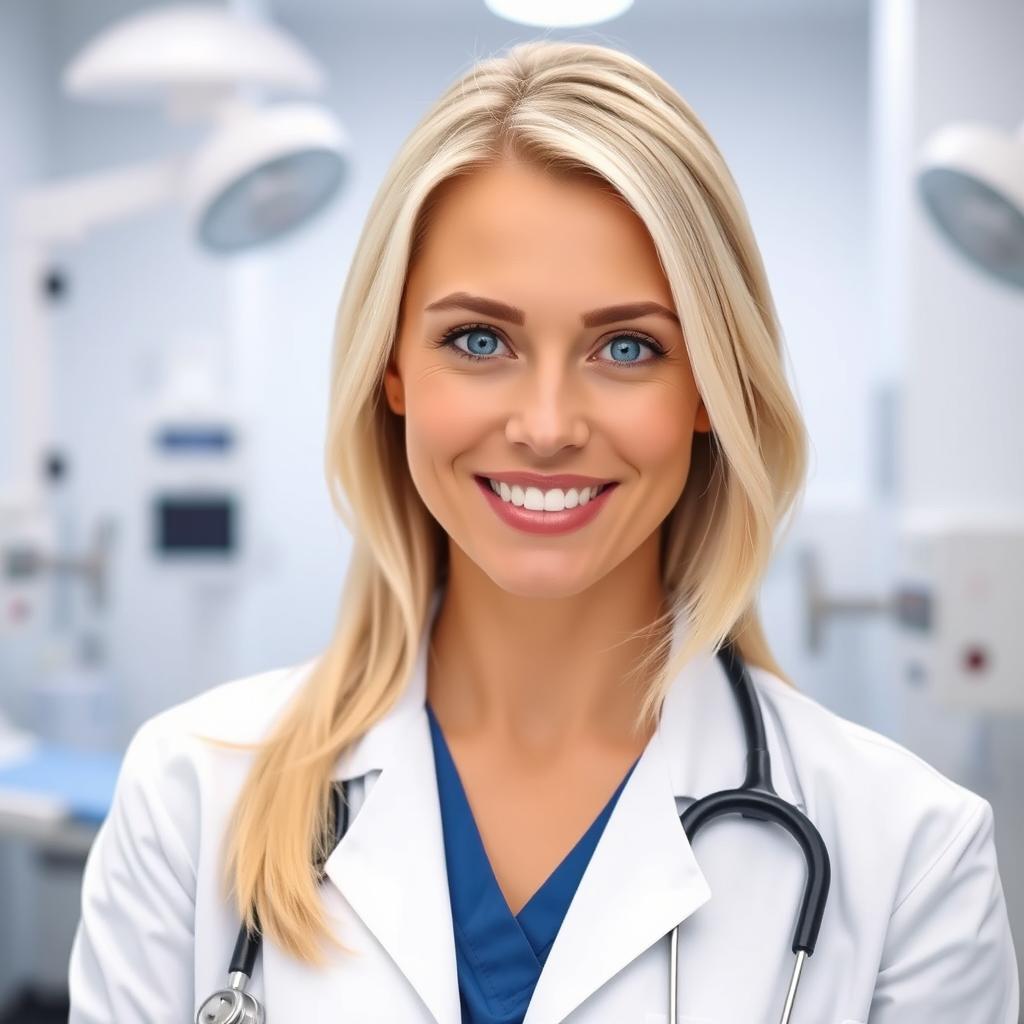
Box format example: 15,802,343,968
13,155,184,245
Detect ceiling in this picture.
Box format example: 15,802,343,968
270,0,867,22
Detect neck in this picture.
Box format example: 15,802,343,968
425,551,670,757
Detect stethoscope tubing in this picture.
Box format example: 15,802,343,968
196,787,350,1023
667,643,831,1024
199,642,831,1024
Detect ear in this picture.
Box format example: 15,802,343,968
694,398,711,433
383,361,405,415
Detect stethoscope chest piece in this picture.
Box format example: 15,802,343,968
196,973,265,1024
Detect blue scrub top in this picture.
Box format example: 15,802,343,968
425,702,640,1024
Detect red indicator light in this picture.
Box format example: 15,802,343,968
962,645,989,675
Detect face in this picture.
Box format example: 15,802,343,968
384,158,711,599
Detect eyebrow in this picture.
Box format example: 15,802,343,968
423,291,680,328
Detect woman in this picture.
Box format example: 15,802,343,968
68,40,1018,1023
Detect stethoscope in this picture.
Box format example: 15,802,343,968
671,642,831,1024
197,641,831,1024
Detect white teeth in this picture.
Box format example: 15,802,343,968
486,478,608,510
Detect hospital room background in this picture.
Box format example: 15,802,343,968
0,0,1021,1018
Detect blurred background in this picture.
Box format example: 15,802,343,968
0,0,1021,1018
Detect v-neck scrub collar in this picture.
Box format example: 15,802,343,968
425,702,640,1023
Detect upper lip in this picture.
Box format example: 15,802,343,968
477,471,616,489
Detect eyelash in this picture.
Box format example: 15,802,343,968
431,322,668,368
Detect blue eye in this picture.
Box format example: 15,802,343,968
444,327,508,361
434,324,666,368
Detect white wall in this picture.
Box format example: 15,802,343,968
0,0,48,491
0,1,52,1007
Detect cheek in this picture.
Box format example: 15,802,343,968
607,387,696,479
403,376,490,474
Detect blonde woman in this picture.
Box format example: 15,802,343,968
69,40,1018,1024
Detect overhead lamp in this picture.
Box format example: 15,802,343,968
917,119,1024,290
62,3,349,252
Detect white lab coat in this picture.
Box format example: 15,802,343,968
68,598,1020,1024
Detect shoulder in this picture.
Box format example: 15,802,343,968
746,667,1019,1009
107,659,318,864
746,664,995,908
120,658,315,795
125,654,318,773
138,657,317,747
748,663,983,816
72,662,319,1018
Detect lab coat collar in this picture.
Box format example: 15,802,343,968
659,628,805,813
324,588,803,1024
323,588,460,1023
526,601,804,1024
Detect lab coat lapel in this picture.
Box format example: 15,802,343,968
322,591,461,1024
523,610,805,1024
522,724,712,1024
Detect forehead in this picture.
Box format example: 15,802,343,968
407,160,670,302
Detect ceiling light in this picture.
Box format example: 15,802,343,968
483,0,633,28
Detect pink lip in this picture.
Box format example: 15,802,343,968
474,475,618,536
478,471,616,489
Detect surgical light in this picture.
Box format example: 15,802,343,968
483,0,634,28
917,120,1024,290
62,3,349,252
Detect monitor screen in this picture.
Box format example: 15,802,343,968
155,495,236,556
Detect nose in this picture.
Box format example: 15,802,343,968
503,365,591,456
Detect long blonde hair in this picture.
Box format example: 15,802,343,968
207,39,808,966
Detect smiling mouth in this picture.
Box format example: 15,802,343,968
474,474,616,509
472,472,618,535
